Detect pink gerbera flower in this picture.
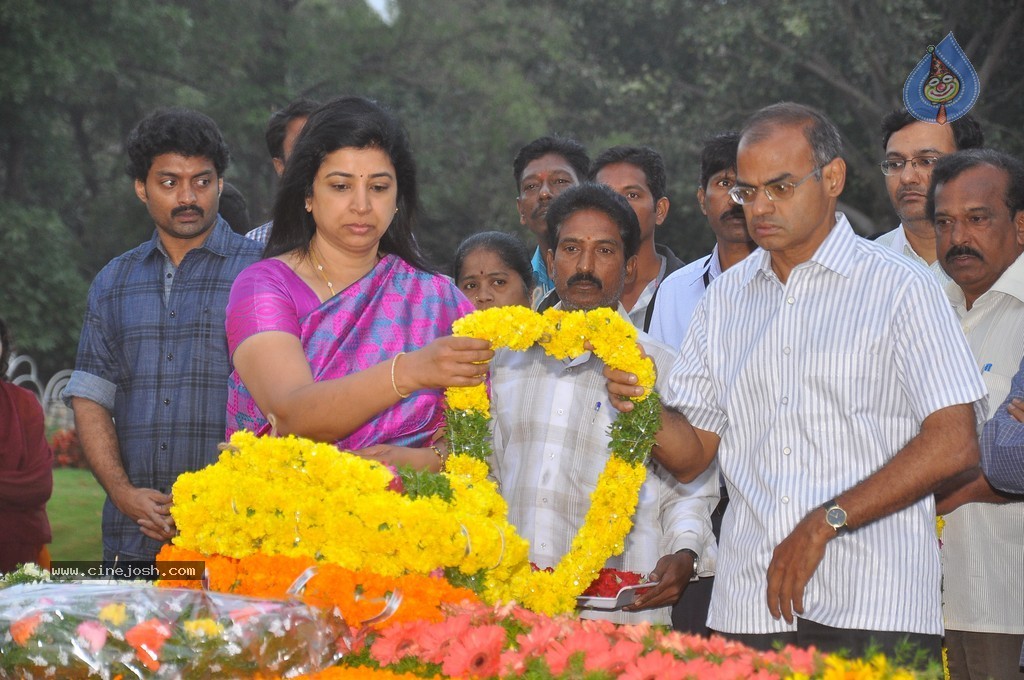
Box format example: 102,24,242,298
441,624,505,678
584,638,644,674
370,621,422,666
619,650,684,680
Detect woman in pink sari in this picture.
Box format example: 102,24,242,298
226,97,491,470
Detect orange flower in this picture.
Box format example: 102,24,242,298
10,612,42,646
124,618,172,672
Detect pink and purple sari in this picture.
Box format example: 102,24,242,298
225,254,474,450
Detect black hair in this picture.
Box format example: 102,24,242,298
741,102,843,168
512,136,590,192
125,107,229,182
452,231,534,298
590,145,667,201
544,182,641,259
926,148,1024,222
880,108,984,151
265,98,322,160
264,96,432,272
218,182,251,234
698,131,741,189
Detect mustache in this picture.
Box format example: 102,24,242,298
171,204,204,217
566,273,602,289
720,206,746,222
945,244,983,263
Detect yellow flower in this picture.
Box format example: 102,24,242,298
183,618,223,640
98,603,127,627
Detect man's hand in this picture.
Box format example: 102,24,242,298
624,551,695,611
1007,397,1024,423
597,340,651,413
766,508,834,623
113,487,175,541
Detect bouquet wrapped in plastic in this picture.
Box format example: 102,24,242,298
0,581,350,678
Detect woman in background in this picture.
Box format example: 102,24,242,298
452,231,533,310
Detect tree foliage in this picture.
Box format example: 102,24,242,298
1,0,1022,377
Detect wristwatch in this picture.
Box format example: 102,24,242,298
821,499,850,535
677,548,701,582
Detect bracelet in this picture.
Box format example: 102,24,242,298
431,445,447,470
391,352,411,399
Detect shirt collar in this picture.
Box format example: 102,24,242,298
141,217,234,263
741,212,856,287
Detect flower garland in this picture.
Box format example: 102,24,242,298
444,306,661,614
168,306,659,616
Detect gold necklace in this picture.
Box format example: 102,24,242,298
307,246,337,297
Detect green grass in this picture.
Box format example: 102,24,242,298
48,468,105,562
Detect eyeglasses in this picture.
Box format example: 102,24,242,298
879,155,941,176
728,166,823,205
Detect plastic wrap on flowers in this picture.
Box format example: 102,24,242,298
0,582,349,679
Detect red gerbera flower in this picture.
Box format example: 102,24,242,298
441,624,505,678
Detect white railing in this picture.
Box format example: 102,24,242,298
6,354,75,431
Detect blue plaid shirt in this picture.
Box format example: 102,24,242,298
980,354,1024,494
65,219,262,560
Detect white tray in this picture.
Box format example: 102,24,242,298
576,582,656,611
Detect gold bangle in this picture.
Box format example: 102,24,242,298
391,352,411,399
431,445,447,471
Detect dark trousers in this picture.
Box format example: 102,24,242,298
944,629,1024,679
672,493,727,636
717,618,942,666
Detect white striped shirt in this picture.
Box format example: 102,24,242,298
942,252,1024,634
664,214,987,635
490,306,720,625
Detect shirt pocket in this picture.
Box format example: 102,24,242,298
804,352,882,427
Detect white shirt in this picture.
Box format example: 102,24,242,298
649,246,723,350
490,305,719,625
664,214,987,635
942,252,1024,634
626,255,668,330
874,224,952,286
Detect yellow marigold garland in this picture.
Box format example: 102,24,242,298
168,306,659,617
446,306,661,614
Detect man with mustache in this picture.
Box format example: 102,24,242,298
534,145,685,331
650,131,755,351
608,103,986,661
488,182,719,625
512,136,590,307
64,108,262,563
875,108,982,282
926,149,1024,680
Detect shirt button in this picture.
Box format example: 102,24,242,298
169,311,176,318
783,347,791,355
541,498,548,504
783,447,791,455
781,496,790,504
781,396,789,405
163,398,170,405
787,296,795,304
166,353,173,360
540,543,546,549
557,409,564,415
549,453,555,460
160,443,168,451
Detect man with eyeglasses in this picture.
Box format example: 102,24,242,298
606,102,986,661
875,108,983,282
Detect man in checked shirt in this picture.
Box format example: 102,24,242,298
65,108,262,563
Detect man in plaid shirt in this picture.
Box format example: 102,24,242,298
65,108,262,562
